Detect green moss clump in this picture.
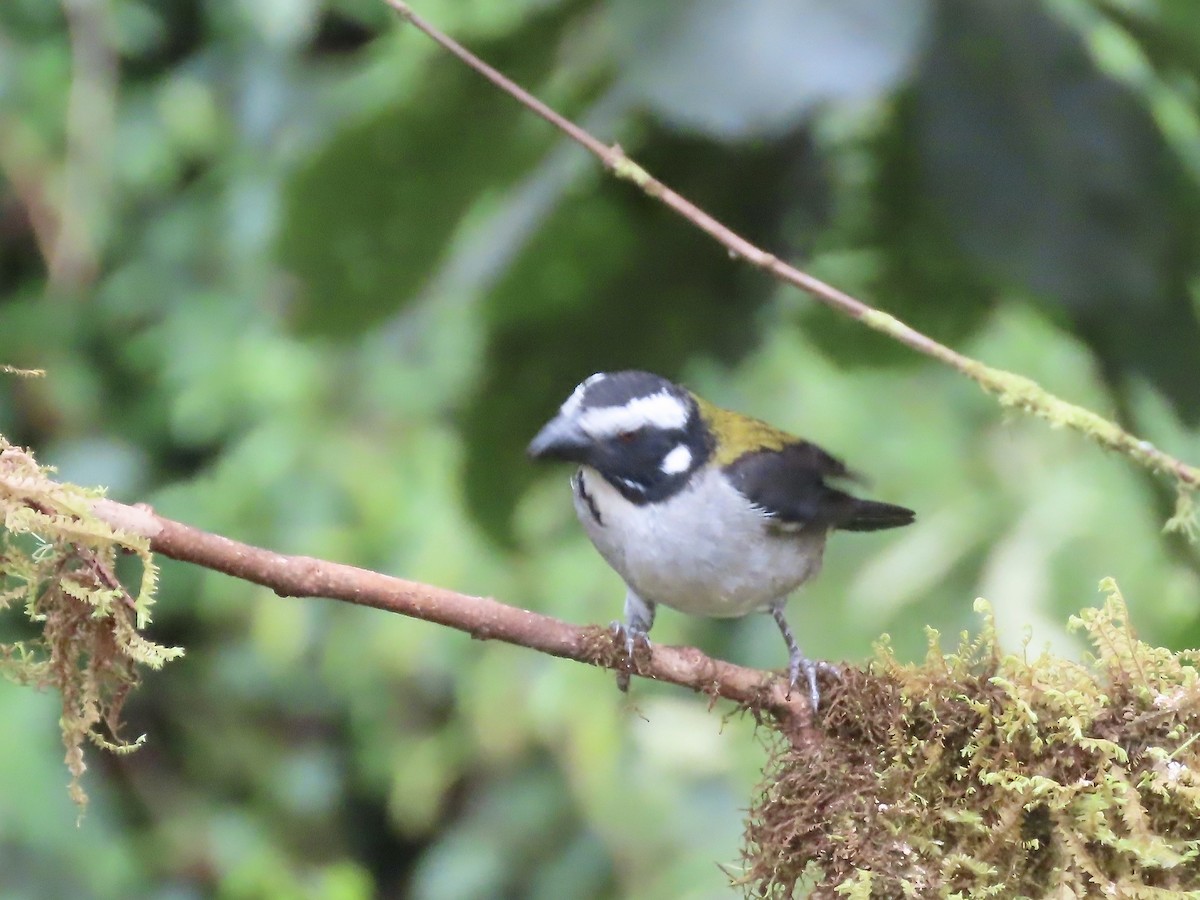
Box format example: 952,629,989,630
744,581,1200,898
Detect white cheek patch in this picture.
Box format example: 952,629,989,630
660,443,693,475
577,391,689,438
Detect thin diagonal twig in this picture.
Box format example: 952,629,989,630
383,0,1200,512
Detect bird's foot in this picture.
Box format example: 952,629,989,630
609,621,652,692
788,655,842,713
609,620,652,658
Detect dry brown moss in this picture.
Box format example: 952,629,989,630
744,583,1200,898
1,439,181,812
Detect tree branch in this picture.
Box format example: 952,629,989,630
383,0,1200,503
88,497,815,741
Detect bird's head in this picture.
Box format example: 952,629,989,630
527,371,711,502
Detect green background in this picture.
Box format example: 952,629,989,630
2,0,1200,897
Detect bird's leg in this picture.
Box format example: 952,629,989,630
612,589,656,657
609,590,656,692
770,603,839,712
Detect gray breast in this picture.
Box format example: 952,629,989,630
572,466,827,618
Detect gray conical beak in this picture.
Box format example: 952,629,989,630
527,414,592,462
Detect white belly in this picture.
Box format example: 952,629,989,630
573,466,826,618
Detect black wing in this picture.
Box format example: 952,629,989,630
724,441,914,532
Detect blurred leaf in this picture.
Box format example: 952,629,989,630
914,0,1200,420
812,0,1200,417
1098,0,1200,79
610,0,931,139
410,766,609,900
801,89,998,368
0,0,66,39
912,2,1172,308
276,5,587,335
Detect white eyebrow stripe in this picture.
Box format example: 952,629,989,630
660,443,692,474
577,391,689,437
560,372,606,417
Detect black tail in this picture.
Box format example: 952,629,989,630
838,499,915,532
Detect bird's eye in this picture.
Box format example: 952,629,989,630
616,429,638,444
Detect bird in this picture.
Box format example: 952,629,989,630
526,370,915,710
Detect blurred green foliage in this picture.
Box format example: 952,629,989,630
1,0,1200,896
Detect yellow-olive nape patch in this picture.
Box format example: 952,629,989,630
695,397,795,468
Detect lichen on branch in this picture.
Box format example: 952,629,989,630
743,581,1200,898
0,438,182,811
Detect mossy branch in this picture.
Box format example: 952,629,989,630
383,0,1200,535
745,583,1200,897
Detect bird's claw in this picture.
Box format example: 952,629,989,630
610,621,651,693
609,620,652,659
787,657,842,713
